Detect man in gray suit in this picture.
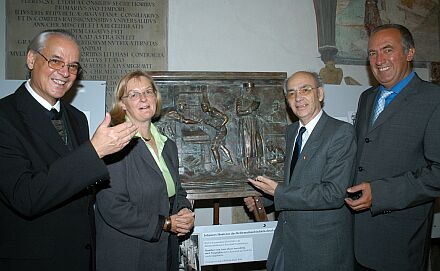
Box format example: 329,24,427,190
245,71,356,271
345,24,440,271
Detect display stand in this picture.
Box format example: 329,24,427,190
149,72,286,270
184,183,268,224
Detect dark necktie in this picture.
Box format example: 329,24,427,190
50,108,68,146
290,126,306,178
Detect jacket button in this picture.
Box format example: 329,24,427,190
84,244,91,250
365,138,370,143
358,167,364,172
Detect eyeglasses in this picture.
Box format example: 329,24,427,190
122,89,156,101
286,86,318,97
35,51,81,75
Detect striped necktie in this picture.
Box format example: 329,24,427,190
50,108,68,147
371,89,393,125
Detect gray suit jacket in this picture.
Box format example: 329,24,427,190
95,138,192,271
267,112,356,271
353,74,440,271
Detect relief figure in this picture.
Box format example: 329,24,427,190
235,82,264,175
199,95,234,174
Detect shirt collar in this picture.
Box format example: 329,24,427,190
130,116,167,147
136,123,167,156
25,80,61,112
379,71,415,94
299,109,323,134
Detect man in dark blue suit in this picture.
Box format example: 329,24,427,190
346,24,440,271
0,29,137,271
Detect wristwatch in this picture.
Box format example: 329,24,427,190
163,216,172,232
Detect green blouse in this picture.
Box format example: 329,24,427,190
134,123,176,197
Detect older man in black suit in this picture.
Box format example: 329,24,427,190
0,29,137,271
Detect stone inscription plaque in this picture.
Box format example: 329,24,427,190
150,72,288,199
6,0,167,108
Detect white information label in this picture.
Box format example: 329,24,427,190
192,221,277,267
203,238,253,265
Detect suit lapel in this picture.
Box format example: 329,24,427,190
63,102,85,147
134,139,169,186
16,86,69,155
365,87,378,128
162,142,179,186
135,139,178,190
293,112,328,174
370,75,420,132
285,123,299,183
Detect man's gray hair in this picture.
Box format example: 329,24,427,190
283,71,323,96
26,29,80,78
27,29,79,54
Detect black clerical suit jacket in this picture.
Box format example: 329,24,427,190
0,83,108,271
